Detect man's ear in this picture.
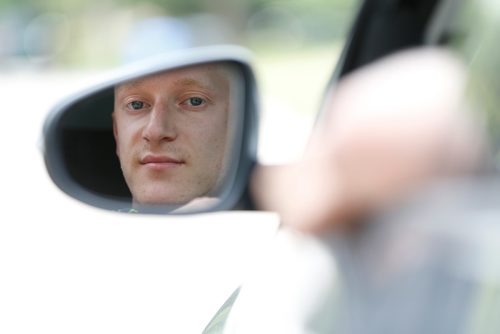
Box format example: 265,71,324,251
112,112,120,157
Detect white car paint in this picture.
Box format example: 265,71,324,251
0,72,280,333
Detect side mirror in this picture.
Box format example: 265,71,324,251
43,46,258,214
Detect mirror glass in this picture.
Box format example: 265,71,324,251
53,61,247,214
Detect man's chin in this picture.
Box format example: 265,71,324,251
131,199,186,214
134,195,190,206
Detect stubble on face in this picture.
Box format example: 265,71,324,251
113,64,231,206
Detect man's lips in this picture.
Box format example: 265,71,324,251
140,155,185,169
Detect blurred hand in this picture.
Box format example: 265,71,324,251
251,48,485,233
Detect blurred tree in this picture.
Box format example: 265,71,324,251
0,0,356,67
0,0,355,15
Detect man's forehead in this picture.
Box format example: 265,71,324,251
115,64,229,93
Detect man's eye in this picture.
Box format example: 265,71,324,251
185,97,206,107
127,101,148,110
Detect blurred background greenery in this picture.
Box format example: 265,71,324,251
0,0,353,67
0,0,357,162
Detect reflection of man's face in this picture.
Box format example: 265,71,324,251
113,64,230,205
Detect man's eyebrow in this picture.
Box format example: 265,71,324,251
173,77,214,90
115,79,143,93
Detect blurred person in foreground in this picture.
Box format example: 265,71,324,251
211,48,488,334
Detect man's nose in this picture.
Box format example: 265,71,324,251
142,103,178,143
